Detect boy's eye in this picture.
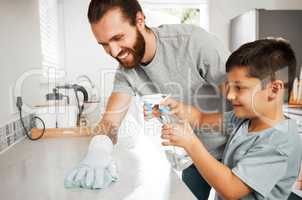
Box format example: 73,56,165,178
235,86,247,91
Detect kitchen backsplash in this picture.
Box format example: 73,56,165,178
0,114,33,153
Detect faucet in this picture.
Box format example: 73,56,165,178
46,88,70,104
76,75,95,89
56,84,88,102
56,84,89,126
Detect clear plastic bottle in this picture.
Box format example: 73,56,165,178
158,106,193,171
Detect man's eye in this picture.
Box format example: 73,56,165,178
114,36,123,41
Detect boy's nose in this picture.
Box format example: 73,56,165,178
226,89,236,101
109,43,121,58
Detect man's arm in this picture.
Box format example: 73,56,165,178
94,92,132,144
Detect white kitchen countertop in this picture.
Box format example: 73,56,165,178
0,134,196,200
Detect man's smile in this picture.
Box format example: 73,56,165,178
117,50,130,60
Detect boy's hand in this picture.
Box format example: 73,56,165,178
161,122,200,151
160,97,193,122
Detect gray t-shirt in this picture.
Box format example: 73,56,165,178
113,24,230,159
215,111,302,200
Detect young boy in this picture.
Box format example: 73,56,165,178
161,39,302,199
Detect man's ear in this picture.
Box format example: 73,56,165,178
268,80,284,101
136,11,145,31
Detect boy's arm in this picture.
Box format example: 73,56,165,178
162,123,252,199
161,97,223,130
187,138,252,199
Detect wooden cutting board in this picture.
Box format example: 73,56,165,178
31,127,94,138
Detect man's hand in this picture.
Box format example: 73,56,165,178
64,135,118,189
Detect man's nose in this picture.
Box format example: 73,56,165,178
109,42,121,58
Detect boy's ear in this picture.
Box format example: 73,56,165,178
267,80,284,101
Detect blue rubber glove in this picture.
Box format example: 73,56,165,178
64,135,118,189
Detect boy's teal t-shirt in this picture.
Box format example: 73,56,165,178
216,111,302,200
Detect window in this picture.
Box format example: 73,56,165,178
39,0,63,79
140,0,209,30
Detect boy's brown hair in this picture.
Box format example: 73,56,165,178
226,39,297,93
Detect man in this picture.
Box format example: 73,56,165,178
87,0,229,199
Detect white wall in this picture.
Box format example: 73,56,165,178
208,0,302,50
0,0,43,125
62,0,302,88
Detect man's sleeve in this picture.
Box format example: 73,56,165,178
232,144,288,198
189,27,229,86
112,68,135,96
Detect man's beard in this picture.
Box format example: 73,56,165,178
116,29,146,69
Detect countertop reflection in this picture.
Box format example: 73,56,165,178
0,133,196,200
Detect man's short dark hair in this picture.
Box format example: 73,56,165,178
226,38,297,90
88,0,143,25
